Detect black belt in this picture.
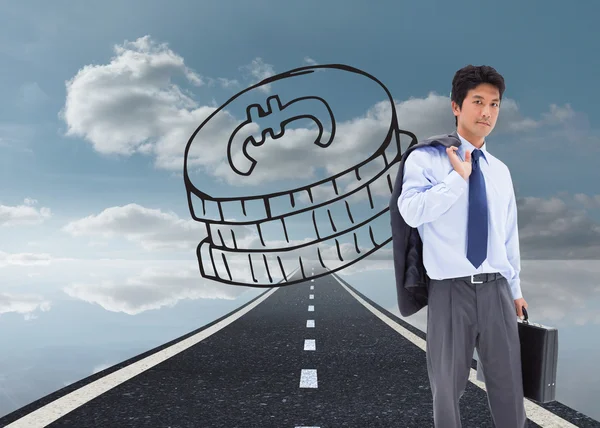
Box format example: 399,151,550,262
450,272,504,284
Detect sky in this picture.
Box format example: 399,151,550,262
1,0,600,422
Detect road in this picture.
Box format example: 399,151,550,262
1,264,598,427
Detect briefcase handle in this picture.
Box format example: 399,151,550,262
522,307,529,324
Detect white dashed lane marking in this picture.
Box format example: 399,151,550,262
304,339,316,351
299,369,318,388
297,272,319,426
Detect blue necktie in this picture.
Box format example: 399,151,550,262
467,149,488,268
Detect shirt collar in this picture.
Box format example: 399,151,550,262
456,130,489,164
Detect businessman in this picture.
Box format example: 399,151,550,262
397,65,528,427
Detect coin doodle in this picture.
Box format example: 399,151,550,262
183,63,417,287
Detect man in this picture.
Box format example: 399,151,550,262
397,65,528,427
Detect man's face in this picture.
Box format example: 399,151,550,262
452,83,501,140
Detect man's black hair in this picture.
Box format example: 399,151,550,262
451,65,506,126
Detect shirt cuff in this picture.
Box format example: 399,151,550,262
509,278,522,300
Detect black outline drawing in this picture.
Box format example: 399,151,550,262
183,64,418,287
227,94,335,176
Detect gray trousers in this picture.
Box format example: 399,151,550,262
426,274,527,428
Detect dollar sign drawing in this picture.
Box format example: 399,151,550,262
227,94,336,176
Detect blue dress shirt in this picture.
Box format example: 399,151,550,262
397,131,522,300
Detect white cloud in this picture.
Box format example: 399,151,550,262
0,198,51,226
61,35,210,158
542,103,577,123
0,251,53,267
61,36,589,192
217,77,240,89
57,202,391,266
62,203,207,251
63,264,249,315
0,292,51,320
238,57,276,93
59,35,264,172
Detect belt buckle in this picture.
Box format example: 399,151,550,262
471,274,484,284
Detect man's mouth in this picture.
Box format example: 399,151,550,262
478,122,490,126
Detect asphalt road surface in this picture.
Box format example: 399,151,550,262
1,264,598,427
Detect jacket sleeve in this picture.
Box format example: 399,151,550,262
397,148,468,228
504,173,523,300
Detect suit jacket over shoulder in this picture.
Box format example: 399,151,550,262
389,130,462,317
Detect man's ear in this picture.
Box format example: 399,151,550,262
451,101,460,116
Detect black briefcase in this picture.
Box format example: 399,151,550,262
518,307,559,403
476,308,559,403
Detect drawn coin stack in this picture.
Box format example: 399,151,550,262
183,64,416,287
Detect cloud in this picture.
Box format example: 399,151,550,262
62,36,590,191
516,194,600,259
63,264,249,315
61,35,208,159
0,292,51,320
0,251,53,268
62,203,207,251
573,193,600,210
541,103,577,124
217,77,240,89
59,35,272,172
2,254,264,316
0,198,51,226
238,57,276,93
